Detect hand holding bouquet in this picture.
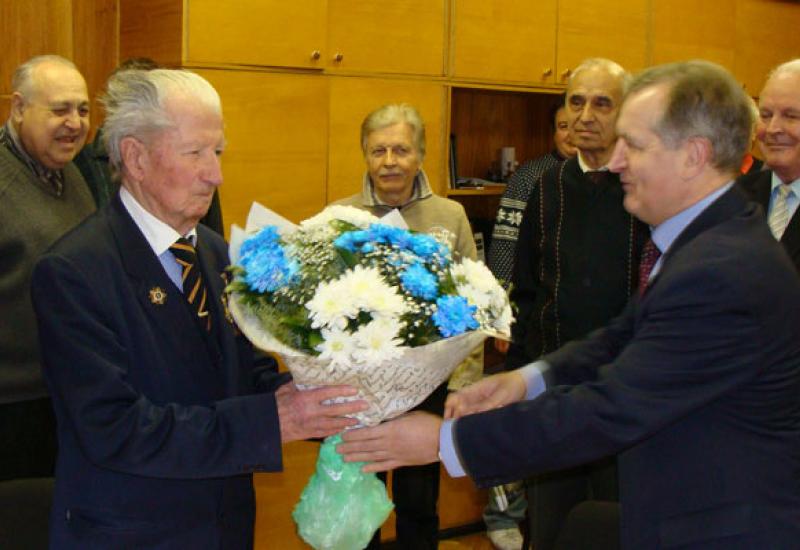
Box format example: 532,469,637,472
227,203,511,549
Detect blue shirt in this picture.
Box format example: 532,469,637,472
439,182,735,477
769,172,800,223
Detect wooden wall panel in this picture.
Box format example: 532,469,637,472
119,0,183,67
195,69,329,231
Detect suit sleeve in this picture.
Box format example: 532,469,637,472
453,258,767,487
31,253,284,479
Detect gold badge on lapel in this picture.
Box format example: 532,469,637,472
149,286,167,305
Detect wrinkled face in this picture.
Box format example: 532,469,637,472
12,62,90,169
566,67,624,155
757,71,800,183
130,97,225,235
553,107,577,159
609,84,691,227
365,122,422,206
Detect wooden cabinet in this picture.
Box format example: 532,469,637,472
327,0,447,76
651,0,735,70
556,0,648,79
327,76,448,201
450,0,558,84
734,0,800,94
195,70,329,228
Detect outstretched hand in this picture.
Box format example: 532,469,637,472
337,411,442,472
445,371,527,419
276,383,367,443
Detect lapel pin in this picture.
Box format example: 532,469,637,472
149,286,167,305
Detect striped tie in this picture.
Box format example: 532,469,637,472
170,237,212,331
768,184,792,240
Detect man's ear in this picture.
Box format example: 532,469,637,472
119,136,147,182
10,92,26,124
681,136,712,179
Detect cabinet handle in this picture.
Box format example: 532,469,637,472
561,68,572,79
542,67,553,77
333,52,344,62
310,50,321,60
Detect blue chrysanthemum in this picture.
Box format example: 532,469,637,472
400,263,439,300
432,295,478,337
239,226,298,292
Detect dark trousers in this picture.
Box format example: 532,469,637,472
527,456,619,550
366,383,447,550
0,398,57,481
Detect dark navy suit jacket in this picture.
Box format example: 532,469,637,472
31,195,287,549
454,187,800,549
737,168,800,272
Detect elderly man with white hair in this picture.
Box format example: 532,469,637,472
30,68,366,549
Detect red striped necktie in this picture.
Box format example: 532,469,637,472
638,239,661,296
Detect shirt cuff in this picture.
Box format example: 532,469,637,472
439,419,467,477
521,360,549,400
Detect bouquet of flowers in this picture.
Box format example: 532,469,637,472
227,203,512,550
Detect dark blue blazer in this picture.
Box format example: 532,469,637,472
737,168,800,272
454,186,800,549
31,195,287,549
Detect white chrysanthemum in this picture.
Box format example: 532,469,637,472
339,265,407,318
300,205,378,230
316,327,355,365
352,317,405,364
305,279,356,329
450,258,512,334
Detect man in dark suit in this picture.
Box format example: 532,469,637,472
339,61,800,549
30,68,365,549
738,59,800,272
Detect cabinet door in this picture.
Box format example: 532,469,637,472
187,0,327,70
451,0,557,84
651,0,735,70
326,0,446,76
735,0,800,95
327,77,447,202
195,70,328,228
556,0,648,81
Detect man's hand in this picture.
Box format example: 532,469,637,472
337,411,442,472
445,371,526,419
276,384,367,443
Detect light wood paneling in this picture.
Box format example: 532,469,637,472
735,0,800,95
327,76,448,202
119,0,184,67
327,0,446,76
651,0,735,70
186,0,327,70
195,69,329,230
451,0,558,85
557,0,648,79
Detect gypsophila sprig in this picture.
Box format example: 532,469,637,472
230,205,512,366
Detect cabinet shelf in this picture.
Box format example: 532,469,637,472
447,184,506,197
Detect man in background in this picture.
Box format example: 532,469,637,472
0,55,95,481
738,59,800,271
340,59,800,550
74,57,225,236
30,68,364,548
335,103,478,549
483,95,576,550
507,58,648,550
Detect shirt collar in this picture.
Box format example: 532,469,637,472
120,186,197,256
651,182,734,255
770,171,800,196
577,151,609,173
360,169,433,208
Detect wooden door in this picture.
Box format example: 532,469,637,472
186,0,327,70
450,0,558,85
734,0,800,95
556,0,648,81
327,76,448,202
195,70,329,232
651,0,735,71
326,0,446,76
